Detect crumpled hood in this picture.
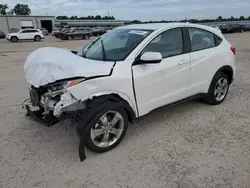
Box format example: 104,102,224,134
24,47,115,87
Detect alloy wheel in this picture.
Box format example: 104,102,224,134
90,111,124,148
214,77,228,101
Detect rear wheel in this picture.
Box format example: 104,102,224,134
205,72,229,105
11,36,18,42
34,35,41,42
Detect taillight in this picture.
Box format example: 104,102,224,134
230,46,236,55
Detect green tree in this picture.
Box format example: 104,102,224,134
239,16,245,20
0,4,8,15
217,16,222,20
56,15,68,20
95,15,101,20
13,4,31,15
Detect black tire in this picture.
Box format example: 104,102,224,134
205,72,230,105
84,34,90,40
34,35,41,42
11,36,18,42
77,101,128,153
68,35,73,40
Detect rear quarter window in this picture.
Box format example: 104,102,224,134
215,35,223,46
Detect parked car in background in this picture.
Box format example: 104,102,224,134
6,29,44,42
0,31,5,39
23,23,236,160
220,24,246,34
39,28,49,35
91,28,106,36
52,28,60,36
10,28,19,33
60,28,92,40
245,24,250,31
54,28,69,38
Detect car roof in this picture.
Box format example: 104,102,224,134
118,22,222,36
118,23,185,30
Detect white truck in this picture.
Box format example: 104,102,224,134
6,29,44,42
23,23,236,161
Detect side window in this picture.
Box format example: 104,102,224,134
142,28,184,58
188,28,215,51
21,30,28,33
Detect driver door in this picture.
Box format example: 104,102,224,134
132,28,191,116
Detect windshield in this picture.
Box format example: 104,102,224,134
81,28,152,61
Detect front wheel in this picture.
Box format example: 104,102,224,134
11,36,18,42
205,72,230,105
84,34,90,40
68,35,73,40
84,107,128,153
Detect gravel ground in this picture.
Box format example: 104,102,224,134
0,34,249,188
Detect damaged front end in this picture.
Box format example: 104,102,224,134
23,79,86,126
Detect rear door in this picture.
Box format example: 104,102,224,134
187,27,221,95
29,29,39,39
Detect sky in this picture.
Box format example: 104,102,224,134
1,0,250,21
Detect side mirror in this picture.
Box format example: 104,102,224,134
140,52,162,64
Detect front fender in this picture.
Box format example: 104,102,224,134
80,90,137,116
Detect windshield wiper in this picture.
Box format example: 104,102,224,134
82,39,99,58
100,39,107,61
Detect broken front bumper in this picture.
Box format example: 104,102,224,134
23,88,89,161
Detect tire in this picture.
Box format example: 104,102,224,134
68,35,73,40
205,72,230,105
78,102,128,153
11,36,18,42
240,29,244,33
84,34,90,40
34,35,41,42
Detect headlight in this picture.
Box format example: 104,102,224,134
44,78,85,97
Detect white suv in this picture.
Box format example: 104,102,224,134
23,23,236,160
6,29,44,42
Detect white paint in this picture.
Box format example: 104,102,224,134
140,52,162,62
6,29,44,41
24,47,115,87
25,23,236,118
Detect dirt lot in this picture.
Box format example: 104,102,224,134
0,34,249,188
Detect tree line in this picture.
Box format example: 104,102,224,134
0,4,31,15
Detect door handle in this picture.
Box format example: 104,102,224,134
178,59,189,65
